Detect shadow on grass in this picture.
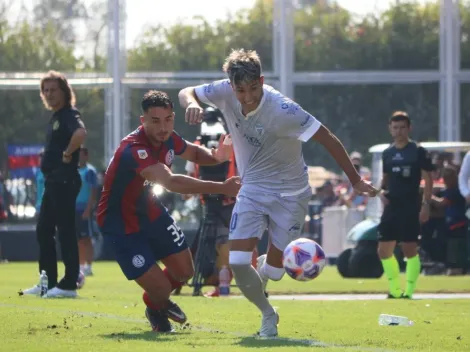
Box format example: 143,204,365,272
236,335,329,348
101,329,190,342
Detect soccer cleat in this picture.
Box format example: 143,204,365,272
258,308,279,338
401,294,412,299
386,293,403,299
82,267,94,277
204,287,220,298
21,285,41,296
145,307,174,332
43,287,77,298
166,299,187,324
256,254,269,297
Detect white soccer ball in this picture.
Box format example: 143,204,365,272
77,271,86,289
282,238,326,281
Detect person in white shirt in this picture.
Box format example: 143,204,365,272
178,48,378,337
458,151,470,204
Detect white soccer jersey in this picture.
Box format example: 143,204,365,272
194,79,321,196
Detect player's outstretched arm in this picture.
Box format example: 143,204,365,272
178,87,204,125
179,134,233,165
311,125,378,197
140,162,240,197
418,146,434,223
179,80,231,125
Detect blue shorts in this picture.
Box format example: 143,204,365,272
104,213,188,280
75,211,94,239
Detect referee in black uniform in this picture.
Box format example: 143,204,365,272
378,111,434,299
22,71,87,298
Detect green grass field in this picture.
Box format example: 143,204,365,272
1,262,469,352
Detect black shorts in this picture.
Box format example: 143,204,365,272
103,213,188,280
378,202,420,243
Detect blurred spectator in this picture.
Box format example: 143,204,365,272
420,154,447,272
431,165,469,275
316,180,339,208
0,171,8,222
76,147,98,277
431,152,454,181
335,152,369,209
338,187,368,209
349,151,371,179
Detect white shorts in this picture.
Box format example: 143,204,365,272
229,193,310,251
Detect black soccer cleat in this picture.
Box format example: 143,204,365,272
386,293,403,299
166,299,187,324
145,307,174,333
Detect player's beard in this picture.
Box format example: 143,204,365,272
151,133,169,144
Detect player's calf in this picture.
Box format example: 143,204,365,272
160,250,195,324
136,265,175,331
230,251,274,315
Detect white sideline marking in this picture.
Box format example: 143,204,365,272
232,293,470,301
0,302,397,352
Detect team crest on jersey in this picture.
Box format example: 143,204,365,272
402,166,411,177
137,150,148,159
255,123,264,135
165,149,175,165
204,83,214,94
281,101,299,115
52,121,60,130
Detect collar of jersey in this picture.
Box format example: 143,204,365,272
241,87,267,120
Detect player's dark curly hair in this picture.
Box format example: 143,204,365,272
40,70,76,110
141,90,174,112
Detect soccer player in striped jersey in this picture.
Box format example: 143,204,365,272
97,90,240,332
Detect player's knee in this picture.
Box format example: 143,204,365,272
262,263,285,281
377,242,394,259
401,243,418,258
229,251,253,267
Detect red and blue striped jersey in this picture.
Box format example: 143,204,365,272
97,126,187,235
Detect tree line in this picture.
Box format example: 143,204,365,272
0,0,469,172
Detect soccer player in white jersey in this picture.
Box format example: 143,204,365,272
178,49,378,337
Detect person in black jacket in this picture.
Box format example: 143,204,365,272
22,71,87,298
